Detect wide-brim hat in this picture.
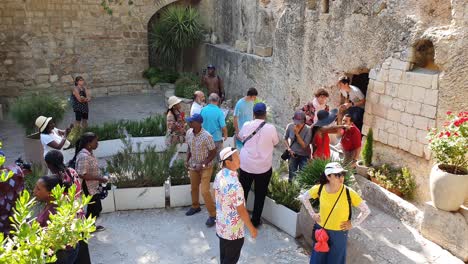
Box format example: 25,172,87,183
168,96,182,109
314,109,338,127
324,162,347,176
35,116,53,132
219,147,237,161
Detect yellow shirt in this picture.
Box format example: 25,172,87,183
308,184,362,231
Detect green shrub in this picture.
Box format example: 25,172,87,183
296,159,330,188
267,162,302,212
226,115,235,137
10,93,67,135
24,164,46,194
169,159,189,186
361,128,373,166
143,67,180,86
175,75,199,98
368,164,416,199
106,139,176,188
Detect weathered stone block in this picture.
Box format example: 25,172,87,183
411,86,426,103
387,109,401,122
376,68,389,82
387,133,399,148
397,124,408,138
36,68,50,75
402,71,433,88
423,145,432,160
392,97,406,111
398,84,412,100
373,106,387,118
431,74,439,90
388,69,403,83
409,141,424,157
369,69,377,80
378,130,388,144
390,58,410,71
35,75,50,84
235,40,248,53
60,75,73,83
413,116,429,130
253,46,273,57
373,116,386,130
373,81,385,94
424,89,438,106
407,127,417,141
385,82,398,97
363,112,373,126
379,94,392,108
420,202,468,262
416,129,429,144
368,91,379,104
420,104,436,118
385,120,398,134
400,112,414,127
4,59,13,65
405,101,421,115
361,124,370,135
398,138,411,151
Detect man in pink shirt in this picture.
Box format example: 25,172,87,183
238,103,279,227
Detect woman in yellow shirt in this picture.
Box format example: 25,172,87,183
300,162,370,264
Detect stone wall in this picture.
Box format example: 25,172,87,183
203,0,467,202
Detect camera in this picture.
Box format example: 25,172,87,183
15,157,31,171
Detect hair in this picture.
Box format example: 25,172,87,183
319,172,329,185
247,87,258,97
209,93,220,103
254,112,266,119
167,108,178,121
45,150,73,186
222,155,233,167
338,76,350,85
39,175,71,193
70,132,97,164
74,76,84,86
343,113,354,123
41,119,54,134
314,88,329,98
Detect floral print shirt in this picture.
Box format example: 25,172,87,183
166,110,186,146
213,168,245,240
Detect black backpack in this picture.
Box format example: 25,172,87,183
318,184,352,220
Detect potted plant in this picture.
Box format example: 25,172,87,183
106,138,170,210
356,128,373,178
427,111,468,211
9,93,66,164
264,163,302,237
368,164,416,199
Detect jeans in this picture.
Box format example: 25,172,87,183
189,167,216,217
239,168,272,226
86,194,102,219
346,107,364,132
219,236,244,264
310,224,349,264
288,155,309,182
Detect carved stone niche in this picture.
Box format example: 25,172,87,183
307,0,318,10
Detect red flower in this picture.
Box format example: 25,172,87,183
445,131,451,137
454,132,459,137
439,132,444,138
446,111,452,115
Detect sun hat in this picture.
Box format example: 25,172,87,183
314,109,338,127
253,102,267,115
185,113,203,123
35,116,53,132
293,111,306,125
167,96,182,109
219,147,237,161
324,162,347,176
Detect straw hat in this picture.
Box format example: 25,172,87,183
35,116,53,132
167,96,182,109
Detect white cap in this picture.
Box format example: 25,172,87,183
324,162,347,176
219,147,237,161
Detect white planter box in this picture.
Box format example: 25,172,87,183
114,186,165,210
262,197,300,238
169,183,214,207
101,189,115,213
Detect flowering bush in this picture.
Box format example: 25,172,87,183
427,111,468,174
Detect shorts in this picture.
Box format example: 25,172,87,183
75,111,89,121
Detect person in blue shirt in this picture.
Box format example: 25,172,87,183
200,93,228,160
233,87,258,149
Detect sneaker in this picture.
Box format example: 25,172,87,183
185,207,201,216
205,216,216,227
93,225,105,232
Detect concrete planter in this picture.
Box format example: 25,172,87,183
114,186,165,210
101,189,116,213
168,183,215,208
430,164,468,212
263,196,301,238
355,160,370,179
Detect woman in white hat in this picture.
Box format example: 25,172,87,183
35,116,72,156
166,96,186,146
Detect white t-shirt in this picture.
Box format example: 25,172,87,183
40,128,64,156
190,101,203,116
239,119,279,174
341,85,365,109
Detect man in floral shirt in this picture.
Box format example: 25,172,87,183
214,147,257,264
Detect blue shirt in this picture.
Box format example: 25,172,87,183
201,104,226,142
234,98,254,131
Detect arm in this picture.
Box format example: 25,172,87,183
222,126,228,141
294,126,307,149
237,204,257,238
298,191,321,223
80,172,107,182
233,116,239,134
85,87,91,102
340,201,371,230
202,148,217,166
200,75,206,87
321,125,348,134
353,98,365,107
353,147,361,161
47,137,69,150
72,88,87,103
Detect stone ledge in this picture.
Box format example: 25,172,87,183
355,174,423,229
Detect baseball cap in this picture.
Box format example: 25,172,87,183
253,102,267,114
185,113,203,123
207,64,215,69
219,147,237,161
293,111,306,125
324,162,347,176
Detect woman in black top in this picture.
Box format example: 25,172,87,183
71,76,90,128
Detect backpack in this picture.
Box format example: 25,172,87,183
318,184,352,220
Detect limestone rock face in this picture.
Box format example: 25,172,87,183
420,202,468,262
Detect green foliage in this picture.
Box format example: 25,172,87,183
361,128,374,167
0,185,95,263
149,6,203,68
267,162,302,212
169,159,190,186
174,73,203,99
100,0,134,16
106,139,177,188
24,164,46,194
368,164,416,199
0,142,14,182
10,93,67,135
226,115,235,137
143,67,180,86
427,111,468,174
296,159,329,188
